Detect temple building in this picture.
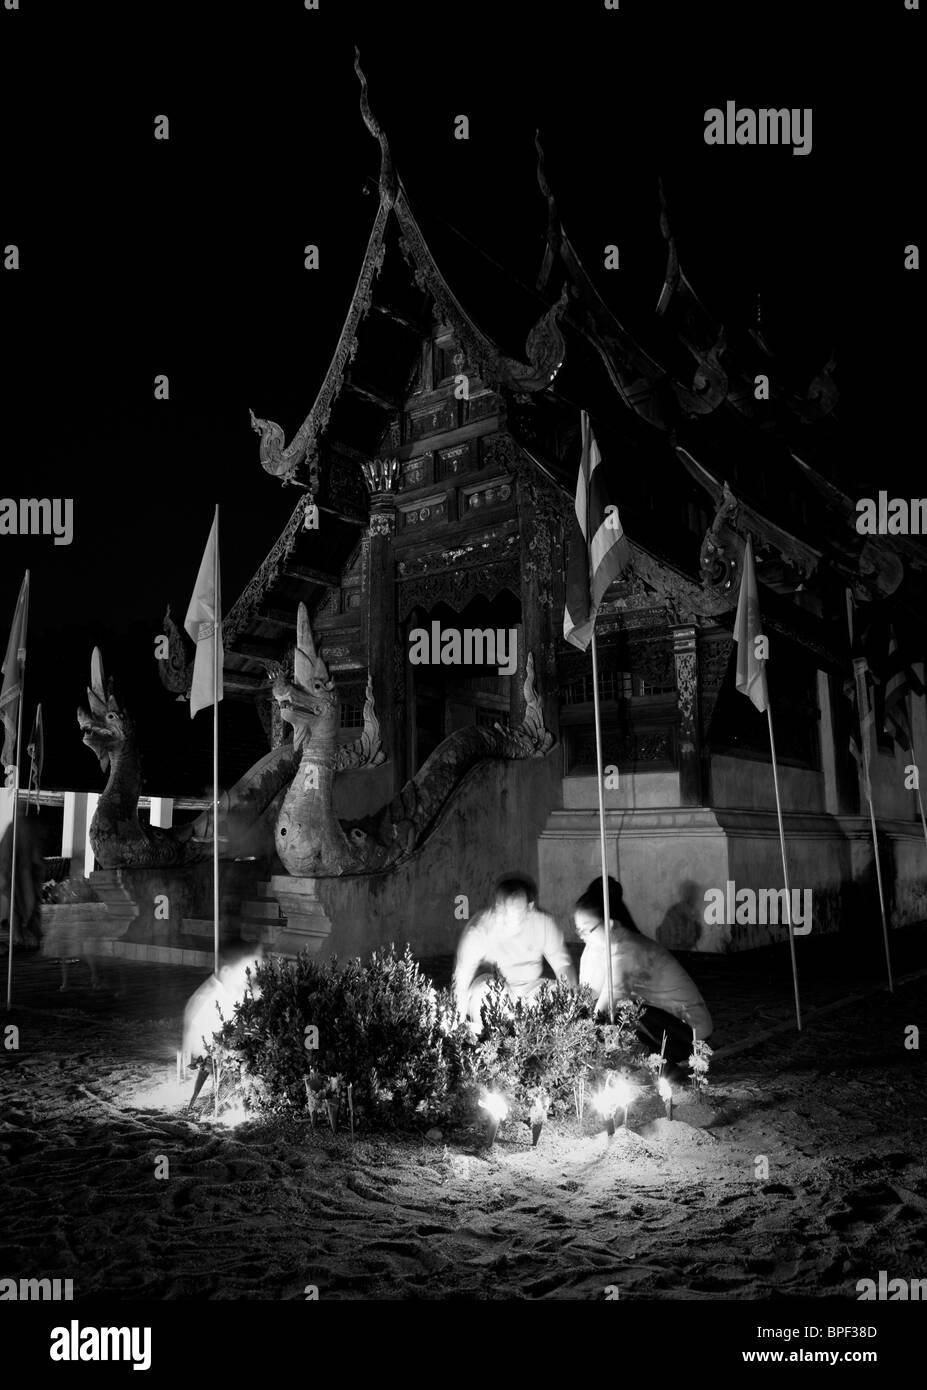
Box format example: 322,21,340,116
160,59,927,960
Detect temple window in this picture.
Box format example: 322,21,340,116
339,701,364,730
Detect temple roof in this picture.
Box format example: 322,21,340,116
216,56,927,698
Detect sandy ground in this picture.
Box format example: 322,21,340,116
1,950,926,1300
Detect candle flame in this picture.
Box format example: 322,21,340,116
217,1103,249,1128
592,1074,636,1117
479,1090,508,1123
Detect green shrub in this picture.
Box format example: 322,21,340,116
206,948,651,1133
210,945,474,1127
470,978,648,1120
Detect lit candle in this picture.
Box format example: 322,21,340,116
593,1075,636,1137
613,1077,636,1130
479,1090,508,1147
658,1075,673,1121
529,1092,547,1147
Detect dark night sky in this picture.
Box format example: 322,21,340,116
1,0,920,791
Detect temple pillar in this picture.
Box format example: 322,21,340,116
817,671,842,815
62,790,99,878
829,670,861,814
672,626,703,806
364,484,403,798
513,456,563,736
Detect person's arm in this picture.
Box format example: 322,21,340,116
541,915,578,989
595,939,630,1016
453,916,487,1017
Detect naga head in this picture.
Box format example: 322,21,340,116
77,647,132,773
270,604,336,750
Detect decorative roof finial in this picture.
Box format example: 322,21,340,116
655,177,679,317
360,456,400,494
534,131,562,291
354,48,397,211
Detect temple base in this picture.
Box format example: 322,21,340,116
242,876,333,958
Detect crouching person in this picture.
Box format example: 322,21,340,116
454,876,577,1028
574,877,712,1068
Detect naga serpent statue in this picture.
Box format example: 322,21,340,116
272,603,554,876
78,649,299,870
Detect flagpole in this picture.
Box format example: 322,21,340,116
765,705,802,1031
907,722,927,860
865,786,893,992
6,572,29,1012
847,596,893,993
590,625,615,1025
213,504,220,980
735,537,802,1030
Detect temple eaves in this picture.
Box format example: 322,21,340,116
247,53,568,496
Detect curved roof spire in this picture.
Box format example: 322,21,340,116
354,48,397,210
534,131,562,293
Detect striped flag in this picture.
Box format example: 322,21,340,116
563,412,630,650
850,656,876,801
1,574,29,774
184,512,223,718
881,626,923,752
844,590,874,796
26,704,44,812
733,535,769,713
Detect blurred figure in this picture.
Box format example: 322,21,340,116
574,876,712,1066
576,875,643,935
182,951,263,1063
0,816,45,949
454,876,576,1025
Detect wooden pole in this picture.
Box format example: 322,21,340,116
590,626,615,1024
765,705,802,1031
852,657,893,993
6,572,29,1012
908,723,927,860
866,790,893,993
213,505,220,980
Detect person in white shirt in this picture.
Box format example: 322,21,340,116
454,877,577,1025
575,877,713,1064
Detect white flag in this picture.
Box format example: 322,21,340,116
733,535,769,714
184,512,223,718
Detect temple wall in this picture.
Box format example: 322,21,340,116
709,754,825,813
332,761,396,820
867,742,921,821
562,771,680,810
90,859,263,948
310,752,563,961
538,804,927,954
